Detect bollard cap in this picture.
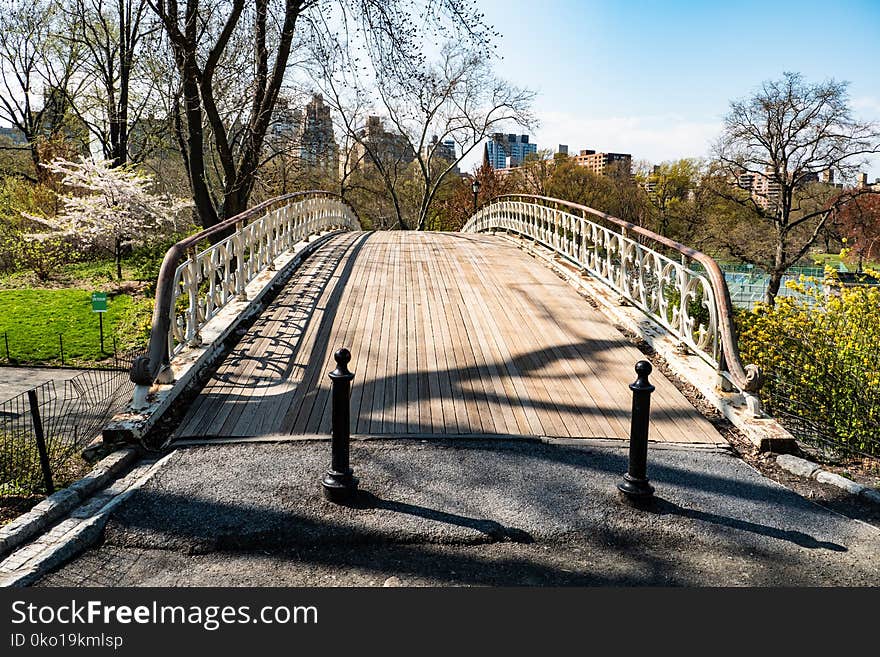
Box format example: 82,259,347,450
630,360,655,392
335,347,351,366
329,347,355,381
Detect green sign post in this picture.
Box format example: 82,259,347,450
91,292,107,312
92,292,108,353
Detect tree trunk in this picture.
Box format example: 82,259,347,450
115,236,123,280
765,269,784,305
764,226,787,305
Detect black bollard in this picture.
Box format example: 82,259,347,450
618,360,655,500
321,348,359,503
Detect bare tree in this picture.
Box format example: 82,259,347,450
306,4,532,229
145,0,311,229
713,72,880,303
137,0,512,230
62,0,162,167
0,0,86,179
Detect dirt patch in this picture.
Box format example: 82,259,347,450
0,495,41,527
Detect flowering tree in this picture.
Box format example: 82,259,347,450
25,157,190,278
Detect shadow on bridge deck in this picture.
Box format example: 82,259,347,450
173,231,722,443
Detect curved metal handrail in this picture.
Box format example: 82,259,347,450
462,194,761,395
130,191,361,396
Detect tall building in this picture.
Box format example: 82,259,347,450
574,149,632,176
269,94,338,174
352,116,415,170
295,94,338,173
424,135,458,172
730,167,844,209
733,169,782,210
856,171,880,191
270,95,301,140
486,133,536,169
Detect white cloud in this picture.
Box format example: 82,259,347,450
535,110,721,164
852,96,880,116
461,110,721,171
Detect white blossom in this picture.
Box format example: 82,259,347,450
24,157,191,253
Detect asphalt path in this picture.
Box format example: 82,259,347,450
37,438,880,586
0,367,90,403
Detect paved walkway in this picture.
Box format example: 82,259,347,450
175,232,720,443
0,367,89,404
35,439,880,586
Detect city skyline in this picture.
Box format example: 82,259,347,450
461,0,880,180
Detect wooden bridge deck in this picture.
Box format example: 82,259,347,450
174,231,721,443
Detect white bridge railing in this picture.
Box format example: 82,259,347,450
130,191,360,408
463,195,762,408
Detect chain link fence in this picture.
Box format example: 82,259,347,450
0,351,141,496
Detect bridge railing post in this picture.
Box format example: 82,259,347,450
322,347,359,503
618,360,655,501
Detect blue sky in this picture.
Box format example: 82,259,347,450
466,0,880,178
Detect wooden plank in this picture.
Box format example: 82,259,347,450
493,253,626,439
464,238,571,438
423,233,483,433
417,244,456,433
412,235,444,433
287,234,365,434
436,235,506,433
314,232,374,434
405,236,422,431
351,235,383,433
453,235,548,436
176,234,354,437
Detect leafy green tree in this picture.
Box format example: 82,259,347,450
642,159,702,236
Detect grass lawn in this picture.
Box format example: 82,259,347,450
810,253,847,270
0,289,145,365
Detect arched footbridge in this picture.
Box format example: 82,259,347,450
109,192,777,448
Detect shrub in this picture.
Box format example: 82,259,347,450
0,232,73,281
737,271,880,457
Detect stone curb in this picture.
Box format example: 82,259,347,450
0,453,174,588
0,448,139,560
775,454,880,504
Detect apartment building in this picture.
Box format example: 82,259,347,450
574,149,632,176
486,133,537,169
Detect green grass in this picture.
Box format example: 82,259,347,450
810,253,847,270
0,288,149,365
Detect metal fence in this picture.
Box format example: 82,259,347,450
0,352,140,496
697,264,849,310
2,330,129,368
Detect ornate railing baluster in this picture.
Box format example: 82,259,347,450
462,194,762,409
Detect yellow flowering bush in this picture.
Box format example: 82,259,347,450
737,269,880,457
